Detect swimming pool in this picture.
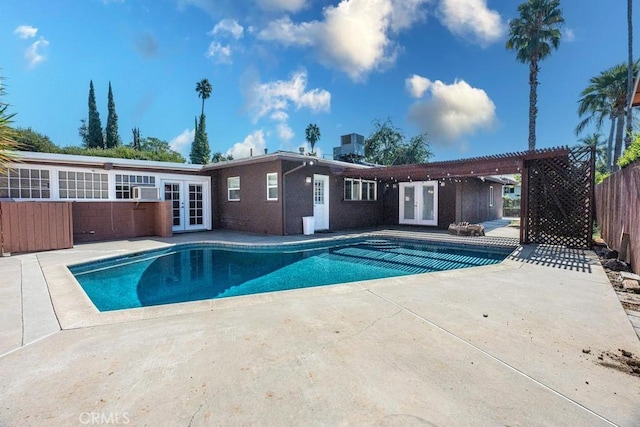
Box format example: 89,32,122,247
69,239,514,311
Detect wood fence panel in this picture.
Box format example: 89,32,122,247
0,202,73,254
595,161,640,271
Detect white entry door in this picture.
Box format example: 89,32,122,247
163,180,206,232
313,174,329,230
399,181,438,226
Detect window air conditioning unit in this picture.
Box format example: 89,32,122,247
131,186,160,201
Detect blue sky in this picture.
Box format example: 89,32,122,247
1,0,637,162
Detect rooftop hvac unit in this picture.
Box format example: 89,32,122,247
131,186,160,201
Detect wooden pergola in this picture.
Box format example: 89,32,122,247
339,146,596,248
339,146,570,181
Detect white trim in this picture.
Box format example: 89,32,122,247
9,151,201,172
227,176,240,201
266,172,278,201
399,181,438,226
313,174,330,230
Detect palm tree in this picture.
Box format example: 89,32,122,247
195,78,213,116
0,75,19,172
506,0,564,151
625,0,634,150
577,63,638,171
305,123,321,155
578,133,607,170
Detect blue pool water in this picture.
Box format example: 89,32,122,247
69,239,513,311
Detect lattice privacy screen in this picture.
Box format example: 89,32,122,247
524,146,595,249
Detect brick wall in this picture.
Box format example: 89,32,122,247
72,201,172,243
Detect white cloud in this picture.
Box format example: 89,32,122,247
206,42,232,63
246,70,329,144
25,37,49,69
405,74,431,98
258,0,307,13
270,111,289,121
437,0,505,47
226,130,267,159
247,70,330,122
170,128,195,156
562,27,576,42
407,78,497,147
14,25,38,39
276,123,295,141
258,0,429,81
210,19,244,39
258,16,316,46
389,0,429,32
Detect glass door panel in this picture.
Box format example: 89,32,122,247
403,186,415,220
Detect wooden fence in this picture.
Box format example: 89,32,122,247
0,202,74,254
595,161,640,271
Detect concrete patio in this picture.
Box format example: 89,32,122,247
1,223,639,426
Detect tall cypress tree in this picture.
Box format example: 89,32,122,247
189,114,210,164
105,81,119,148
87,80,104,148
132,127,141,150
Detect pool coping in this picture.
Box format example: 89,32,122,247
45,231,521,330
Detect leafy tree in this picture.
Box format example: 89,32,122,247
577,62,638,171
60,141,185,163
0,75,19,171
506,0,564,151
78,119,89,147
364,118,432,165
211,152,233,163
305,123,321,155
13,127,58,153
618,132,640,169
86,80,104,148
195,78,213,116
132,127,141,150
190,114,211,164
137,137,186,163
105,81,120,148
578,133,607,174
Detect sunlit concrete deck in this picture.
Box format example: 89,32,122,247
1,221,639,426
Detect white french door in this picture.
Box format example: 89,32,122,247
399,181,438,226
163,180,206,232
313,174,329,230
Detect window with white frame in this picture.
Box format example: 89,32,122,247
115,174,156,199
266,173,278,200
489,186,494,207
228,176,240,201
0,168,51,199
344,178,377,201
58,171,109,199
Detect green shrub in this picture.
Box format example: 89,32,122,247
617,133,640,169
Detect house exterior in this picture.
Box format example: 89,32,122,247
202,152,378,235
1,151,211,243
2,150,505,250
